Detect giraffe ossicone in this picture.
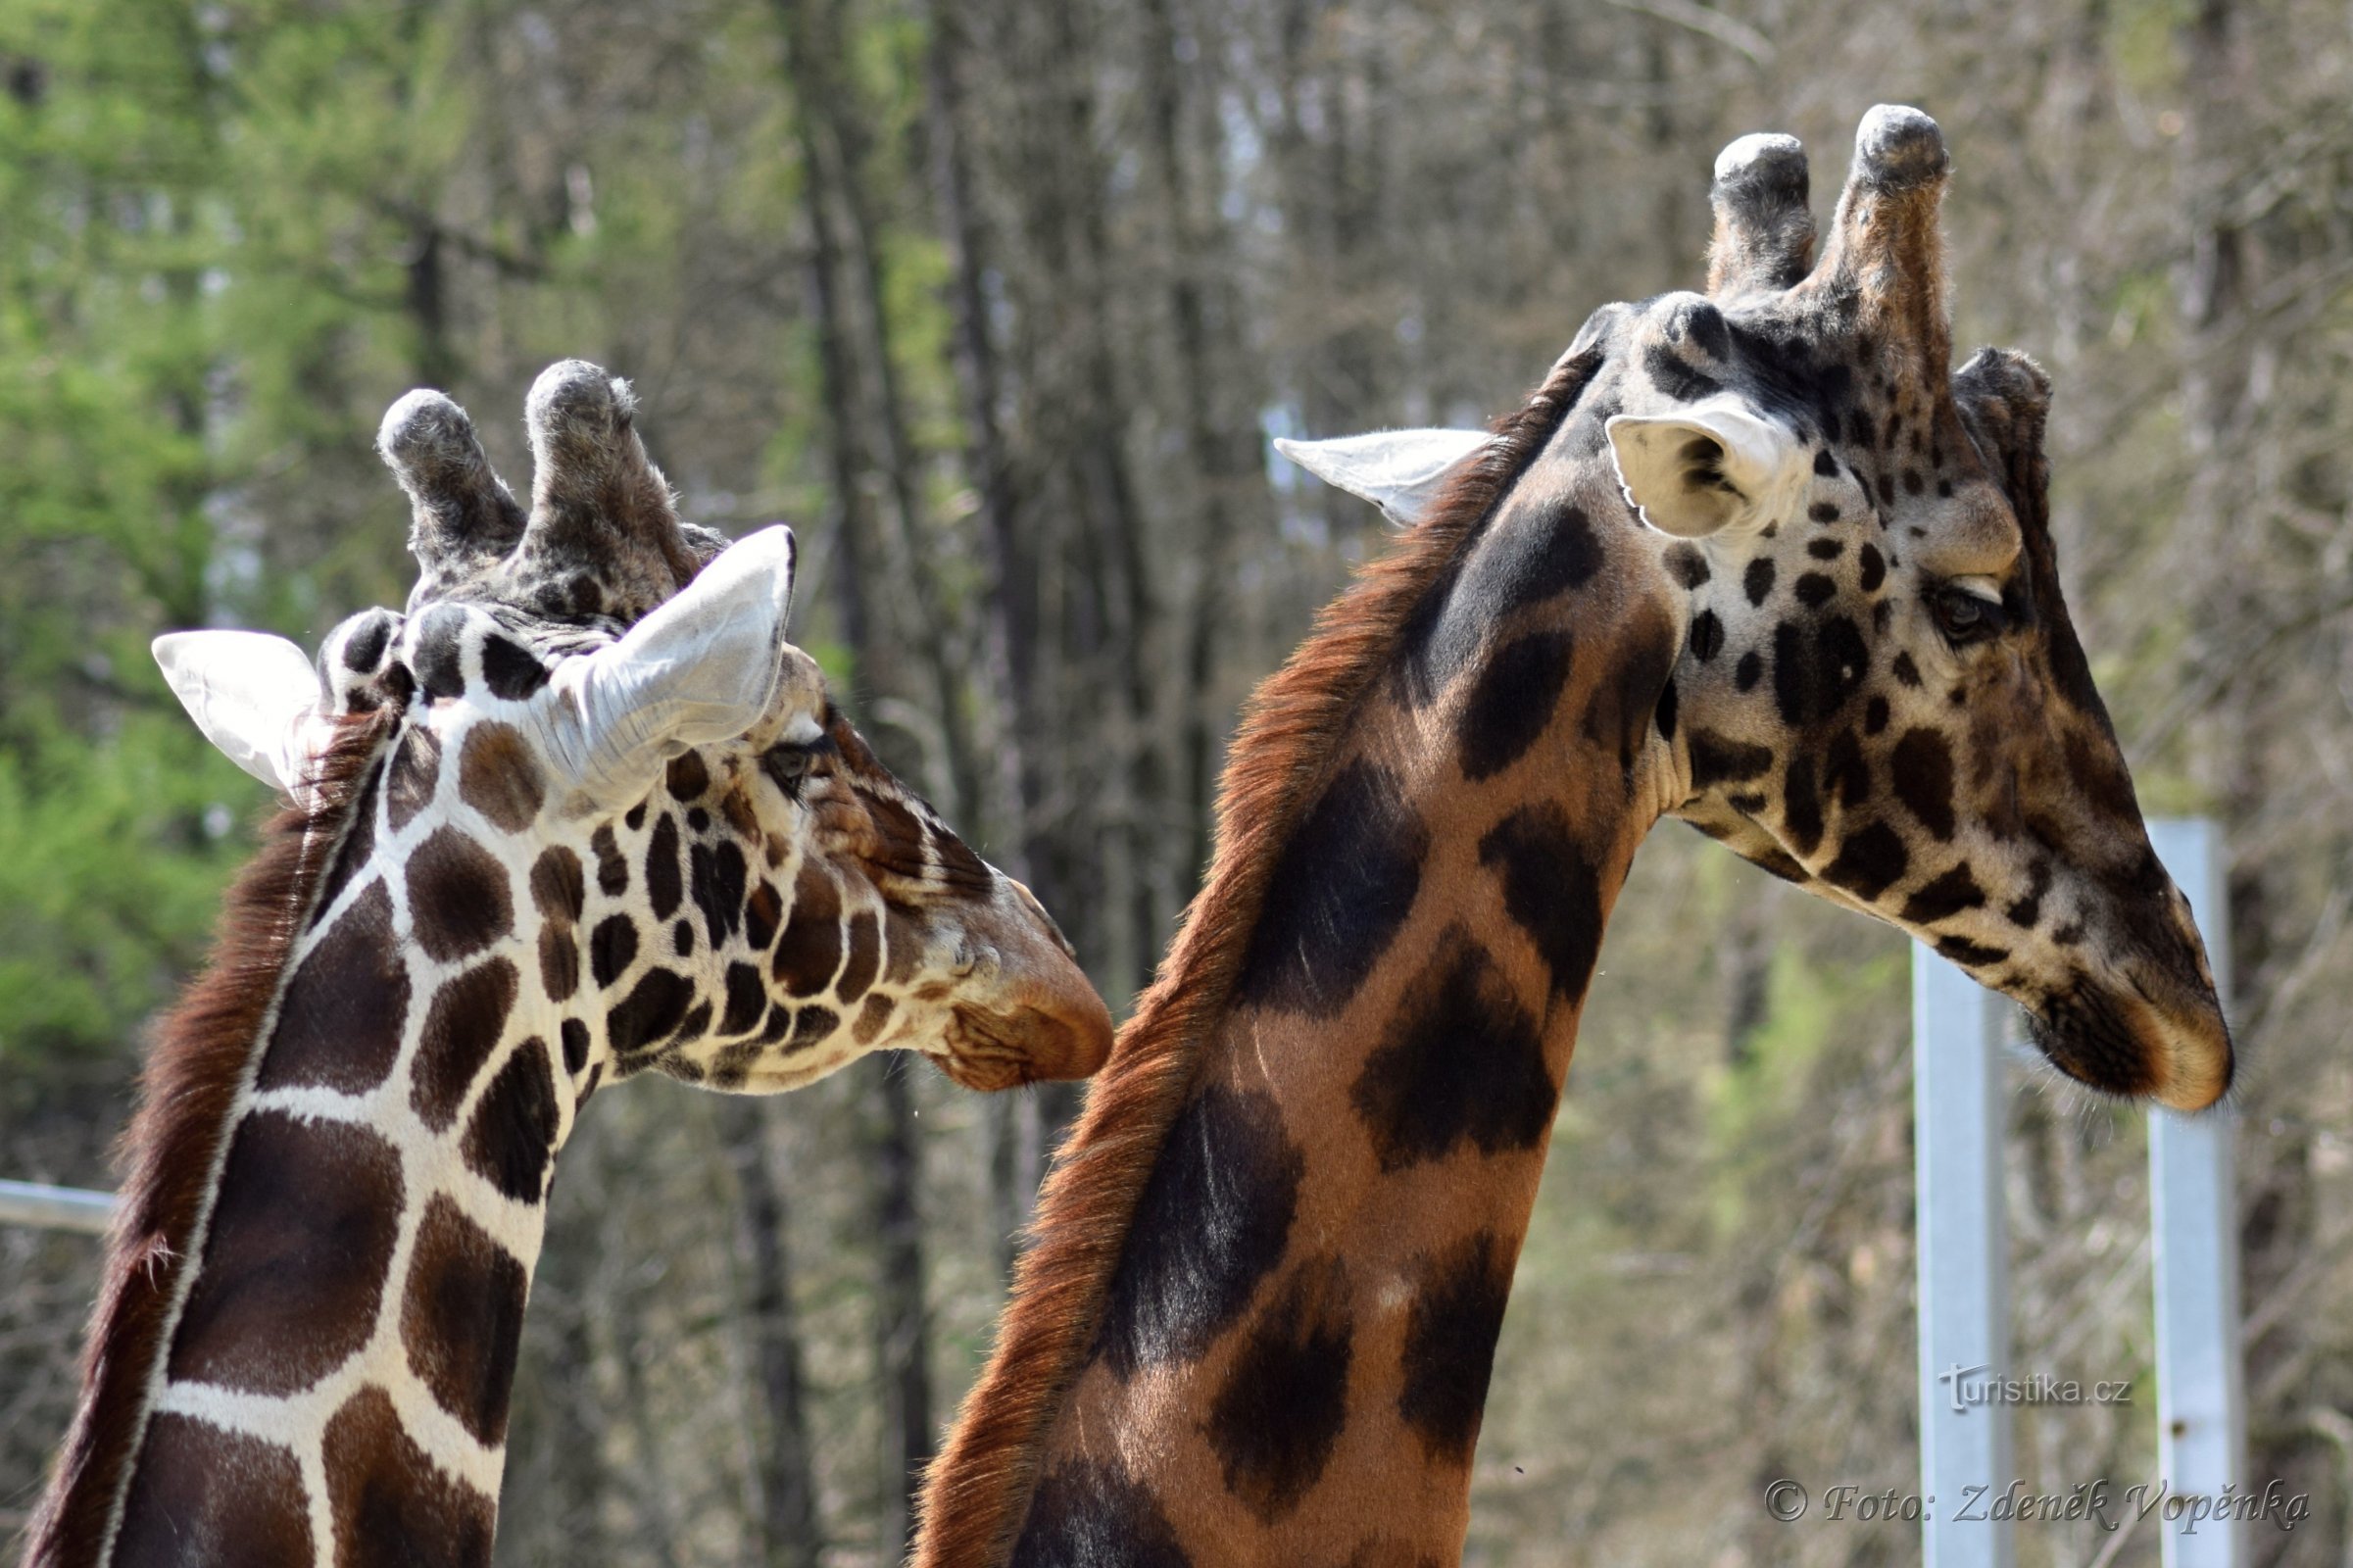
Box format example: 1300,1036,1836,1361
30,362,1112,1568
918,105,2232,1568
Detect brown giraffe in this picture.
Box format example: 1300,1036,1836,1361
914,107,2234,1567
25,362,1112,1568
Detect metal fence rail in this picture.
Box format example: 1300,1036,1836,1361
0,1178,118,1236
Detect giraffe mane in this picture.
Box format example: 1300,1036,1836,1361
912,348,1604,1567
23,707,396,1568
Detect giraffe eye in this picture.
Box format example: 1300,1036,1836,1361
760,739,830,797
1930,585,2004,645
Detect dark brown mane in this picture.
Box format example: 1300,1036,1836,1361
23,707,395,1568
911,349,1602,1568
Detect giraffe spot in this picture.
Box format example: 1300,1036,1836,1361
1877,471,1896,506
168,1111,402,1395
1010,1460,1192,1568
456,721,544,833
323,1386,496,1568
312,760,382,925
342,608,395,673
745,879,783,951
1902,862,1987,925
1807,538,1843,561
405,827,514,962
412,957,519,1132
1734,649,1762,690
866,790,932,878
1234,760,1427,1017
1891,728,1958,840
720,962,766,1035
1582,612,1677,776
1397,1229,1515,1464
773,865,844,996
1793,571,1837,609
1858,542,1887,592
1782,753,1824,858
528,846,584,922
1478,805,1605,1003
1821,821,1909,901
1687,730,1774,788
401,1195,527,1446
1809,500,1839,523
1644,339,1721,402
2006,859,2052,928
624,799,648,831
463,1036,560,1202
1864,694,1891,735
260,881,408,1095
1203,1257,1354,1522
1654,676,1679,742
673,918,694,956
882,905,926,984
607,967,695,1056
1904,467,1924,495
853,993,894,1045
1936,935,2011,968
1351,926,1554,1172
692,840,749,945
1096,1084,1303,1378
1826,728,1872,807
478,633,548,701
2062,728,2141,825
665,749,711,801
115,1414,313,1567
1812,447,1838,477
561,1017,590,1074
1456,630,1573,781
1664,542,1710,588
646,813,684,919
836,910,881,1004
386,727,442,832
411,605,469,699
1773,615,1869,727
590,824,629,896
537,925,579,1003
1690,609,1725,662
576,1061,604,1103
589,914,639,988
787,1004,835,1049
1890,650,1924,688
1743,557,1776,606
928,816,997,896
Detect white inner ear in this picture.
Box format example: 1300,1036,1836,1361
1275,428,1490,527
1606,398,1807,539
152,631,329,794
533,525,800,809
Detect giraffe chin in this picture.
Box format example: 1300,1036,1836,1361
2022,980,2233,1113
938,1000,1113,1091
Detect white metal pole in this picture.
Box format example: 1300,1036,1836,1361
1915,943,2016,1568
2146,817,2245,1568
0,1178,118,1235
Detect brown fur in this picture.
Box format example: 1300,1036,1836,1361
21,709,395,1568
910,351,1601,1568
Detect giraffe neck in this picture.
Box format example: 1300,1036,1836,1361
916,348,1691,1566
29,713,583,1568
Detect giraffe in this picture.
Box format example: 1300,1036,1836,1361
25,361,1113,1568
914,107,2234,1567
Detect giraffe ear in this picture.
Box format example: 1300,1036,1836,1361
534,525,811,808
152,630,330,794
1275,429,1489,526
1606,398,1808,538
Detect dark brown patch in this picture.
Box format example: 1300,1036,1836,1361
607,967,695,1056
1233,760,1428,1017
1821,821,1910,901
1397,1229,1515,1463
405,827,514,962
1202,1257,1354,1522
1350,926,1555,1172
1477,804,1606,1003
1688,730,1775,789
1902,862,1986,925
114,1414,314,1567
853,994,894,1045
258,882,408,1094
411,956,519,1132
646,812,683,919
462,1036,560,1201
402,1195,528,1446
745,879,784,951
168,1111,404,1395
773,865,844,996
836,910,881,1004
1891,727,1957,840
386,727,442,831
527,846,584,923
665,749,711,801
590,824,628,896
537,925,579,1003
590,913,639,988
323,1386,496,1568
457,720,544,833
1456,630,1574,781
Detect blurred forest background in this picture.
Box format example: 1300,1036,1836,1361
1,0,2349,1563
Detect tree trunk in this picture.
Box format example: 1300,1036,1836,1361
715,1098,822,1568
869,1060,932,1558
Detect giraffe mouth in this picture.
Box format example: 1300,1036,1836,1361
2022,974,2232,1112
940,1001,1112,1090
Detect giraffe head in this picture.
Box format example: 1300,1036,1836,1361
155,361,1111,1097
1280,107,2230,1111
